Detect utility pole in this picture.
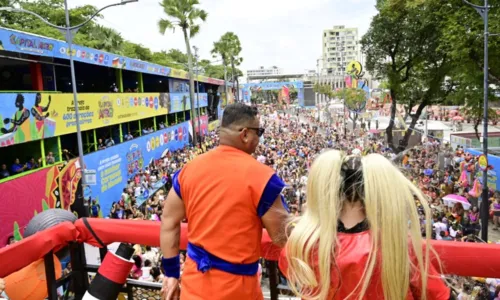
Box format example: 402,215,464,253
193,46,202,140
341,40,347,137
463,0,491,241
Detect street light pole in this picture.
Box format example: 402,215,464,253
0,0,138,213
341,41,347,137
463,0,490,242
64,0,86,196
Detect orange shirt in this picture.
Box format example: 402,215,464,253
176,145,278,300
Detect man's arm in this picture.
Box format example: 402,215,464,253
261,195,289,248
160,188,186,258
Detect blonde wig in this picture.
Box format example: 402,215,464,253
285,151,434,300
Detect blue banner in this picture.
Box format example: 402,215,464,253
242,81,304,91
169,92,208,113
84,122,191,217
0,27,171,77
241,81,304,103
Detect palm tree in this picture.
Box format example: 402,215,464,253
158,0,207,146
212,32,243,102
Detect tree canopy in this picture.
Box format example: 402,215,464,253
360,0,499,151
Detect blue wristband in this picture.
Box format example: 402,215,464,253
162,255,180,279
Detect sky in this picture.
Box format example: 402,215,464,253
69,0,378,75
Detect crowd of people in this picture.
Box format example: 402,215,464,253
2,103,500,299
88,104,500,299
101,133,219,222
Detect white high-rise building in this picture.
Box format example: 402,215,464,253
247,66,283,77
322,25,361,76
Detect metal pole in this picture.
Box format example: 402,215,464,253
224,64,228,105
341,41,347,137
481,0,489,242
316,59,320,122
193,46,201,139
64,0,87,207
425,113,429,138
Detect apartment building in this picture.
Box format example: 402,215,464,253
322,25,361,76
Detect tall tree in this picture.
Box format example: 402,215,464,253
336,88,367,130
89,25,124,53
212,32,243,102
158,0,207,145
361,0,451,152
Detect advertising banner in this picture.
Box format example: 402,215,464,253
0,27,226,85
84,122,190,217
208,120,220,132
194,115,209,136
0,159,82,247
0,92,177,147
0,27,170,77
241,81,304,103
169,92,208,114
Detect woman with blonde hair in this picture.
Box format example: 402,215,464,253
279,151,451,299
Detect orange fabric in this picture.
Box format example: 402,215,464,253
279,231,450,300
178,145,275,299
181,257,263,300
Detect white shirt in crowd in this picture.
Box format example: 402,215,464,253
486,278,500,293
433,221,447,240
134,186,142,198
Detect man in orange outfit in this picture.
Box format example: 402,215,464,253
160,103,289,300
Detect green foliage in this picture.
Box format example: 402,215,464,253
13,221,22,241
212,32,243,100
0,0,214,76
361,0,454,151
339,88,367,111
158,0,208,144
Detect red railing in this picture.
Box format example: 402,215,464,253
1,218,500,279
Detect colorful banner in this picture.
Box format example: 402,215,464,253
169,92,208,114
194,115,209,136
0,92,208,147
241,81,303,90
241,81,304,103
0,27,226,85
84,122,191,217
0,159,82,247
208,120,220,131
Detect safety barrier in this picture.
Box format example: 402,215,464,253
1,218,500,299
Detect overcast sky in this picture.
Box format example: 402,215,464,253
70,0,378,74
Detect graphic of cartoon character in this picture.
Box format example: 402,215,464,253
1,94,31,143
160,93,170,110
31,93,51,139
182,95,187,111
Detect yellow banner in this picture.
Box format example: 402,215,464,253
51,93,170,135
0,92,170,147
208,120,220,131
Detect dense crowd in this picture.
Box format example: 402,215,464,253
101,104,499,299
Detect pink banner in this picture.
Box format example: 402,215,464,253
194,115,209,136
0,160,80,247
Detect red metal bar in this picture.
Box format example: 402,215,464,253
1,219,500,279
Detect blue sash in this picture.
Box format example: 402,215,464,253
187,242,259,276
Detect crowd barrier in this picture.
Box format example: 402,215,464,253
1,218,500,281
